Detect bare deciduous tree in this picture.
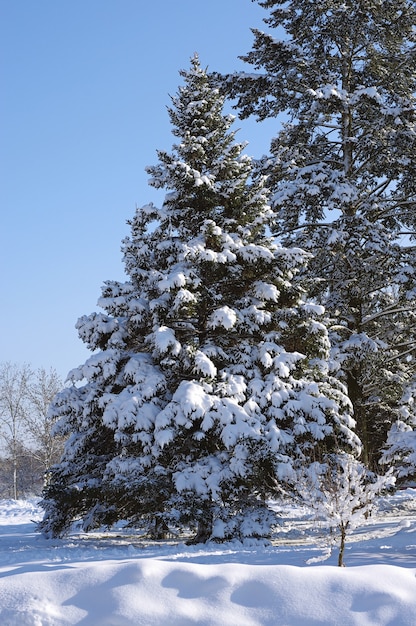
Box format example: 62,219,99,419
0,362,32,499
25,367,64,483
0,363,65,498
296,453,395,566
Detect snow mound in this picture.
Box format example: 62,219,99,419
0,493,415,625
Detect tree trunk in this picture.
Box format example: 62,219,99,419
338,521,348,567
187,509,213,544
13,464,17,500
346,369,369,466
12,439,18,500
151,518,170,540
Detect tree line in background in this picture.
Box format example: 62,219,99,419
31,0,416,548
0,363,64,499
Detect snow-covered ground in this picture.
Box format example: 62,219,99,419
0,491,415,625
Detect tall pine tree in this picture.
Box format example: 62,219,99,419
381,379,416,480
40,56,359,540
221,0,416,467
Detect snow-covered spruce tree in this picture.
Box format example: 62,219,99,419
219,0,416,467
38,376,124,537
40,55,359,541
380,381,416,481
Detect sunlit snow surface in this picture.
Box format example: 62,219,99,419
0,491,415,625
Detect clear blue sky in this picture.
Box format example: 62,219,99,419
1,0,278,381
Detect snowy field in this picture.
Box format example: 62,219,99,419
0,491,416,625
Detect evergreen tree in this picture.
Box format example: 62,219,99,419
40,56,359,540
380,380,416,480
220,0,416,466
